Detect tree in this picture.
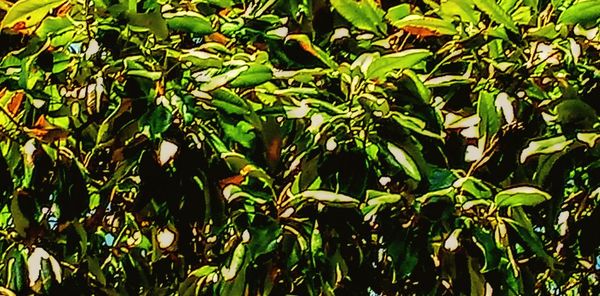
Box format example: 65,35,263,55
0,0,600,294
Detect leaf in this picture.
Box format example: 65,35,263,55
298,190,359,207
127,11,168,39
472,227,501,272
495,186,551,207
0,0,66,30
201,66,249,92
365,190,403,206
35,16,73,39
87,257,106,286
577,132,600,147
385,4,411,22
558,0,600,25
366,49,432,80
440,0,480,23
454,177,493,199
179,51,223,69
477,91,501,150
386,142,422,181
221,243,246,281
189,265,218,278
164,11,213,35
285,34,338,68
520,136,573,163
331,0,385,34
474,0,519,32
391,15,458,36
221,120,255,149
147,105,172,136
228,64,273,88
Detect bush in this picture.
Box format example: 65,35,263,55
1,0,600,294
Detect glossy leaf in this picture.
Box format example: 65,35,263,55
495,186,551,207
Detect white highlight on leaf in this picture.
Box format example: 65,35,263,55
157,228,176,249
85,39,100,59
378,176,392,186
331,28,350,42
309,113,325,132
267,27,288,38
287,101,310,118
28,247,62,286
444,229,461,252
280,207,295,218
460,125,479,139
570,38,581,64
326,137,338,151
495,92,515,124
159,140,178,165
241,230,251,243
465,144,483,163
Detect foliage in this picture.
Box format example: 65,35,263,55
0,0,600,295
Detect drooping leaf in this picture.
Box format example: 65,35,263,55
474,0,519,32
386,142,422,181
0,0,66,30
520,136,573,163
331,0,385,34
477,91,501,150
366,49,432,80
495,186,551,207
228,64,273,88
164,11,213,35
558,0,600,25
298,190,359,207
472,227,501,272
385,4,411,22
391,15,458,37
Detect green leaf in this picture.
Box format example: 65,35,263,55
193,0,234,7
147,105,172,136
365,190,403,206
35,16,73,39
179,51,223,69
127,11,168,39
385,4,411,22
474,0,519,32
164,11,213,35
366,49,432,80
558,0,600,25
577,132,600,147
477,91,501,150
454,177,493,199
495,186,551,207
520,136,573,163
391,15,458,36
201,67,249,92
221,243,246,281
331,0,385,34
0,0,66,30
386,142,422,181
298,190,359,207
189,265,218,278
472,227,501,272
221,121,255,149
440,0,480,23
228,64,273,88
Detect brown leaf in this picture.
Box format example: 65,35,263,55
6,92,24,116
219,175,245,189
402,26,443,37
25,115,69,142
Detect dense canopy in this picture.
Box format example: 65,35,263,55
1,0,600,295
